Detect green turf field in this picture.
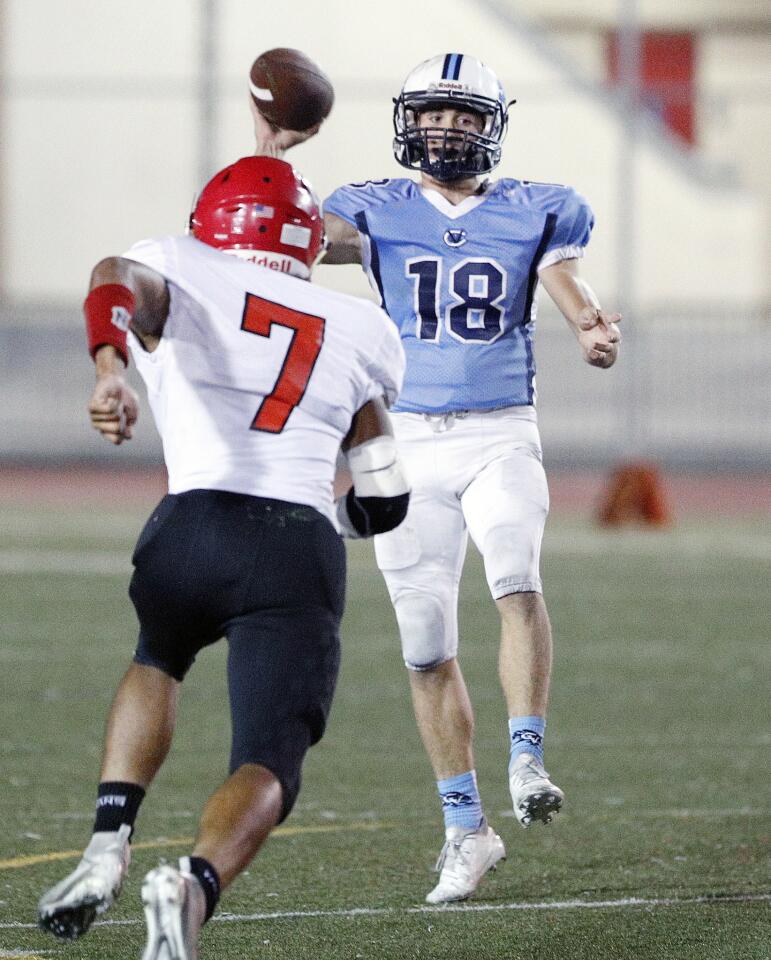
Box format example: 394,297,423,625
0,501,769,959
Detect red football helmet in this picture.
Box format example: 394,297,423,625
189,156,326,279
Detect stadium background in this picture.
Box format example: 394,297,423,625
0,3,769,960
1,0,769,468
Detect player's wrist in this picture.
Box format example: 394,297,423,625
84,283,135,367
93,345,128,377
575,304,601,330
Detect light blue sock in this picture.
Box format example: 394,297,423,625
508,715,546,769
437,770,483,831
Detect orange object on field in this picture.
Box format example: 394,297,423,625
596,461,672,527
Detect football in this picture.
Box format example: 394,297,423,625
249,48,334,132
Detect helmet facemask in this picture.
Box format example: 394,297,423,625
395,95,506,180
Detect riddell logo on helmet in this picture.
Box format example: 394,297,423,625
435,81,469,91
250,254,293,272
226,250,294,272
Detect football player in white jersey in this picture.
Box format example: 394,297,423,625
320,54,621,904
37,157,409,960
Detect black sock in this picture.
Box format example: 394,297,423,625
184,856,221,923
93,781,146,834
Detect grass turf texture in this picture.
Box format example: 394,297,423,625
0,503,768,959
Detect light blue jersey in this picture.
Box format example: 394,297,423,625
324,178,593,413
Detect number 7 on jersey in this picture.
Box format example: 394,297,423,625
241,293,326,433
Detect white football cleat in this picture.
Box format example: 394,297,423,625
38,823,132,939
509,753,564,827
425,819,505,904
141,861,205,960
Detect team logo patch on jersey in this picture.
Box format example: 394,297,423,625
443,228,468,248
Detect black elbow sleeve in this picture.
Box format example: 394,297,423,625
344,489,410,537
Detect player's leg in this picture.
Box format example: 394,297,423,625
140,764,284,960
37,665,183,940
374,419,473,773
461,421,564,827
84,662,181,935
377,550,506,904
192,766,282,887
374,415,473,776
496,591,552,719
38,493,215,941
139,498,345,960
140,619,342,958
101,661,179,784
375,416,504,902
497,593,563,825
409,658,474,779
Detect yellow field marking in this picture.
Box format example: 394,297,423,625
0,821,389,872
0,954,52,959
0,951,56,958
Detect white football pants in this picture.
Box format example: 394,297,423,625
374,406,549,671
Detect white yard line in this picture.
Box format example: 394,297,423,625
0,951,56,957
496,806,770,820
1,893,768,931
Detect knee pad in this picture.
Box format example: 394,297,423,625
391,589,457,671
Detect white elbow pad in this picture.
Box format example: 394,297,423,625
346,435,410,498
335,436,410,539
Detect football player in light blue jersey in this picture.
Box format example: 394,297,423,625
322,53,621,905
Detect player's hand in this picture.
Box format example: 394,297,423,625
88,374,139,444
577,324,621,367
250,99,321,157
576,306,622,368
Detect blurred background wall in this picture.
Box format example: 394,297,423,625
0,0,768,469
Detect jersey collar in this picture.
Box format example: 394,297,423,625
419,180,498,220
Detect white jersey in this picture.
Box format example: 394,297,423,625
124,235,405,524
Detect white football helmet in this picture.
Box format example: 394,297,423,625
393,53,512,180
